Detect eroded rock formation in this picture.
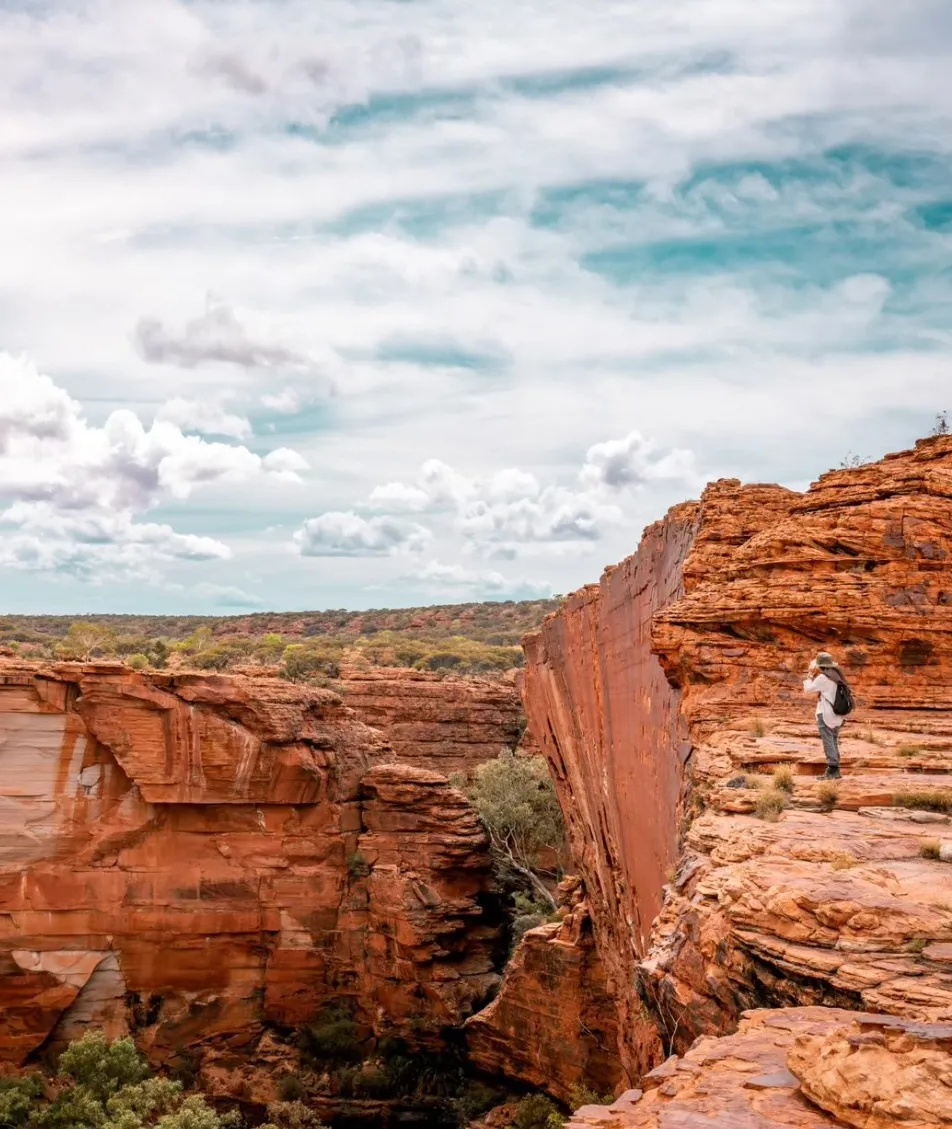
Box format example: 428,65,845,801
0,663,504,1069
512,434,952,1099
340,668,524,778
466,878,627,1105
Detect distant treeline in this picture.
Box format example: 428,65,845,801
0,599,561,679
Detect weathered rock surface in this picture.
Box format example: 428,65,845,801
466,879,634,1104
788,1013,952,1129
564,1007,942,1128
517,435,952,1095
340,668,523,777
0,663,504,1067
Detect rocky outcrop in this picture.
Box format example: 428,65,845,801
466,880,631,1105
566,1007,952,1128
340,668,523,777
516,435,952,1095
0,663,504,1068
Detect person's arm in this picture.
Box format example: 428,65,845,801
803,675,824,693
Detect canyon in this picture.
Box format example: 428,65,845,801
3,434,952,1128
0,665,506,1102
509,433,952,1125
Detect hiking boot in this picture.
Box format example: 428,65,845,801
820,768,841,780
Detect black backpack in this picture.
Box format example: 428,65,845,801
831,676,855,716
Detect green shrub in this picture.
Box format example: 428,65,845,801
58,1032,150,1101
127,654,150,671
347,852,371,880
282,642,343,682
569,1084,615,1109
511,1094,565,1129
454,1081,504,1122
299,1009,362,1064
275,1075,305,1102
0,1075,44,1128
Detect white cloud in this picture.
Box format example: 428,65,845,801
361,431,698,557
157,396,253,440
293,512,432,557
580,431,702,491
1,0,951,610
135,301,319,373
0,352,306,581
411,559,551,598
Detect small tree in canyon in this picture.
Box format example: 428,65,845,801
467,750,564,911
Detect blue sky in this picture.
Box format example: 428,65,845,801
1,0,950,614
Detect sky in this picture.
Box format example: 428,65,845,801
1,0,951,614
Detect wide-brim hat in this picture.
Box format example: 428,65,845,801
815,651,837,668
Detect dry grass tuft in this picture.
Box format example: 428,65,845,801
920,839,942,860
897,744,924,758
816,782,839,812
894,791,952,814
754,788,787,822
830,852,857,870
773,766,795,794
749,718,767,738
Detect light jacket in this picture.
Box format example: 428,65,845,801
803,671,844,729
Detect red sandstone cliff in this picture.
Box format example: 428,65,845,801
0,663,504,1071
496,435,952,1114
339,667,524,777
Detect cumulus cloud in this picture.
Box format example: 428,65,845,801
293,512,432,557
135,302,318,373
364,431,699,556
580,431,701,491
156,397,253,440
0,353,307,580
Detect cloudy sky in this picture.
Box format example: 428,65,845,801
1,0,950,614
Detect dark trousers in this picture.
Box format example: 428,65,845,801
818,717,842,769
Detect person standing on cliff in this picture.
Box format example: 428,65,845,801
803,651,851,780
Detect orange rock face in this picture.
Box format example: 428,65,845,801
466,879,634,1104
340,667,523,777
518,435,952,1089
0,663,504,1067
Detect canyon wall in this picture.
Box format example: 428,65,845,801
340,668,523,777
0,664,505,1070
519,434,952,1091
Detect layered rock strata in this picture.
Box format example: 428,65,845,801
340,668,524,777
566,1008,952,1128
466,879,631,1104
516,435,952,1089
0,663,504,1067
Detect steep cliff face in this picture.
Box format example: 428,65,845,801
340,668,523,777
465,879,624,1104
0,663,504,1068
518,435,952,1095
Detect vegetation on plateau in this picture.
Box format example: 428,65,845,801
0,600,559,680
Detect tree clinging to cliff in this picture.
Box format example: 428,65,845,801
466,750,564,910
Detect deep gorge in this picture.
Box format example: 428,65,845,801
3,435,952,1128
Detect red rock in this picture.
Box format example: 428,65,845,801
0,663,503,1068
339,667,523,777
520,435,952,1087
466,880,635,1104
